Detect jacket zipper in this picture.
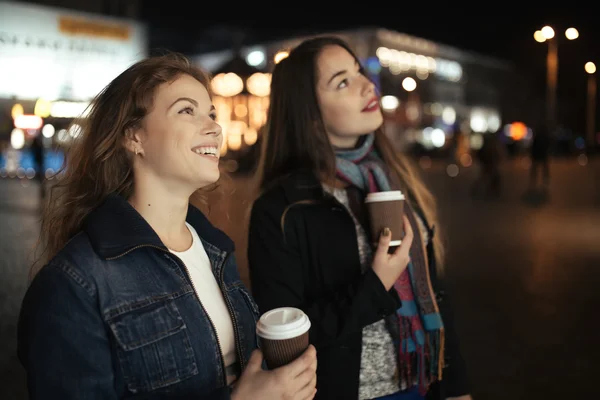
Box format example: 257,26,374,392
107,244,243,386
217,252,245,372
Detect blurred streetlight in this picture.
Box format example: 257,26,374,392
541,26,555,39
585,62,596,148
534,30,546,43
534,25,578,132
210,56,271,156
565,27,579,40
402,77,417,92
585,61,596,74
11,103,23,119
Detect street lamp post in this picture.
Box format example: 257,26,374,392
534,26,579,132
546,34,558,132
585,61,596,148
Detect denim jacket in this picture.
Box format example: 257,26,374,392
18,194,260,399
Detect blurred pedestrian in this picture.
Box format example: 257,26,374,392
529,123,551,190
30,133,45,200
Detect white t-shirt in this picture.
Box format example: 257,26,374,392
169,223,238,383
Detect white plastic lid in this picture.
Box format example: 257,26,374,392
365,190,405,203
256,307,311,340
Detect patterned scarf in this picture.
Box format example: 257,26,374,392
335,133,444,395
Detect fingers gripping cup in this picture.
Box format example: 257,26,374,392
365,190,406,247
256,307,311,369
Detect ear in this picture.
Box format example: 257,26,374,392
123,126,144,156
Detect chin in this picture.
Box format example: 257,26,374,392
365,122,383,134
195,171,220,189
373,112,384,128
362,112,383,131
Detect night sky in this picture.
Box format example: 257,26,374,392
140,7,599,134
18,1,597,133
142,9,600,64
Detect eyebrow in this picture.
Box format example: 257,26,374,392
327,60,359,85
168,97,198,109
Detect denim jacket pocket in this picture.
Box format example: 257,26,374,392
108,300,198,394
235,286,261,350
237,286,260,320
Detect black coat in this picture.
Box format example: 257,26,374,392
248,169,469,399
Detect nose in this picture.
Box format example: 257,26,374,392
361,75,376,96
204,120,222,136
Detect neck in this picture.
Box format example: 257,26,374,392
328,133,361,149
128,171,193,250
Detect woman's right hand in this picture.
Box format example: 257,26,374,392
371,215,414,291
231,345,317,400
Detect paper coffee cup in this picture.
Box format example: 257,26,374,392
256,307,311,369
365,190,405,246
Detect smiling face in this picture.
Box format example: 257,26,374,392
129,73,223,191
315,45,383,149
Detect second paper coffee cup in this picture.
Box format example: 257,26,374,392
256,307,311,369
365,190,405,247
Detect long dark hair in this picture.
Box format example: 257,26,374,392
256,36,446,270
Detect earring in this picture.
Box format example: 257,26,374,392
135,149,139,155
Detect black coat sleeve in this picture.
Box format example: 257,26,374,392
247,199,401,350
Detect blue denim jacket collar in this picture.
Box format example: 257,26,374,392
83,193,235,260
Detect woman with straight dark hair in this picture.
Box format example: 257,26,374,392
248,36,471,400
18,52,317,400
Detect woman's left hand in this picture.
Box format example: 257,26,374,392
447,395,472,400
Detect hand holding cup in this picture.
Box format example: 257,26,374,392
231,345,317,400
371,215,414,291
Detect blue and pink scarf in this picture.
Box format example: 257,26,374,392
335,133,445,394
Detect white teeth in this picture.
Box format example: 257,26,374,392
193,146,218,156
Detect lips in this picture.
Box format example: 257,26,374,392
191,144,220,159
362,96,380,112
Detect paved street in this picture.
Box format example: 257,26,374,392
1,156,599,399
